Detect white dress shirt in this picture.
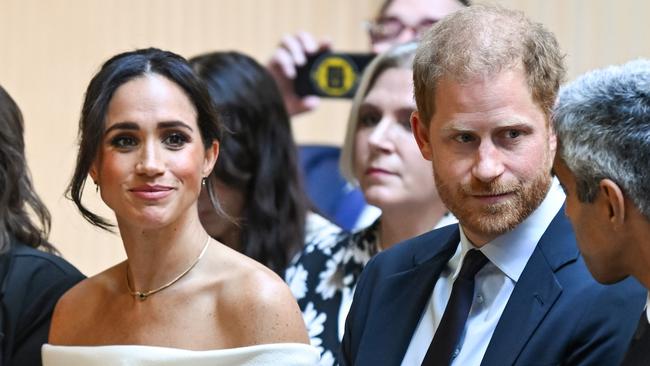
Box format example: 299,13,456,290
401,179,565,366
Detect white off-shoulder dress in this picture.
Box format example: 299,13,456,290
42,343,320,366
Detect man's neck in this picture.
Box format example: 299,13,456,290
628,216,650,291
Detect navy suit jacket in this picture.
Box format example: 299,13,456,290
341,210,645,366
619,312,650,366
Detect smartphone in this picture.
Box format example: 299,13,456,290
294,51,375,99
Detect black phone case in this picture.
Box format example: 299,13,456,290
295,52,375,99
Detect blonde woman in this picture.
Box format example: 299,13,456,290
285,42,454,365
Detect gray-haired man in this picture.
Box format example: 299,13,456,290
553,59,650,366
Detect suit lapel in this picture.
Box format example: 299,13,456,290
481,210,578,366
360,229,459,365
480,248,562,366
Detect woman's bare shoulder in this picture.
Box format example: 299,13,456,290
48,262,125,344
212,245,309,345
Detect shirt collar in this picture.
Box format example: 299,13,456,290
452,178,566,282
646,292,650,324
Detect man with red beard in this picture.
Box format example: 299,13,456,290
341,5,645,366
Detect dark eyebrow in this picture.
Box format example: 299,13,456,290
105,122,138,135
104,121,194,135
158,121,194,132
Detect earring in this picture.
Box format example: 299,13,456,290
201,177,207,187
94,181,99,193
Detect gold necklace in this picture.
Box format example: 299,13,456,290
126,236,211,301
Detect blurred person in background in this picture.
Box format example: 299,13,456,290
267,0,469,231
268,0,469,116
190,51,342,276
285,42,455,365
0,84,84,366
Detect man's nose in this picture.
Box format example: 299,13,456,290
471,140,505,182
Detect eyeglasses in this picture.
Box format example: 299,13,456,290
366,17,437,43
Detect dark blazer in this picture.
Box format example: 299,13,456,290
619,312,650,366
341,210,645,366
0,239,84,366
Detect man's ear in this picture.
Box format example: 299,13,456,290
202,140,220,178
599,178,626,226
411,111,433,161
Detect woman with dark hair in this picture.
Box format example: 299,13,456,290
189,51,341,276
0,84,84,366
43,48,317,365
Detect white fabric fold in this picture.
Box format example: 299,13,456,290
42,343,320,366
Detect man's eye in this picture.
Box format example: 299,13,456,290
505,129,522,139
110,135,138,149
454,133,475,143
163,132,189,148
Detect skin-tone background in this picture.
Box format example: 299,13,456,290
0,0,648,275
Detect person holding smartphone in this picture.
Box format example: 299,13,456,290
267,0,468,116
267,0,469,231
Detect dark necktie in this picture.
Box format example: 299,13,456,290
421,249,489,366
619,310,650,366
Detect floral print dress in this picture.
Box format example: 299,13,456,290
285,219,381,366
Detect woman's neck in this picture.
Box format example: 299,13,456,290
117,210,209,292
379,201,447,251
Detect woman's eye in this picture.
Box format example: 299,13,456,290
397,119,412,131
359,113,381,127
397,111,413,131
110,135,138,149
163,132,189,148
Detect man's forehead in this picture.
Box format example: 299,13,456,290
428,68,543,113
434,73,531,104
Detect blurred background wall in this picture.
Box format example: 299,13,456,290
0,0,648,275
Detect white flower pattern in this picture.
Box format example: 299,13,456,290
302,302,327,350
286,264,309,300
